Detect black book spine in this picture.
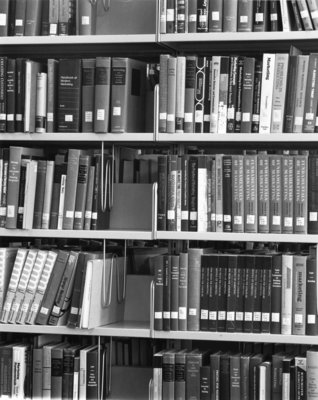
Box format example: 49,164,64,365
188,156,198,232
6,58,15,133
234,56,244,133
308,155,318,234
270,254,282,334
306,256,318,335
227,56,238,133
0,57,7,133
200,257,210,331
208,254,218,332
251,59,262,133
157,155,168,231
163,254,171,331
197,0,209,32
222,155,232,232
217,254,228,332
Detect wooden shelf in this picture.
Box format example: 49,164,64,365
156,231,318,243
0,228,154,241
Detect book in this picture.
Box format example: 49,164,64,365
184,55,197,133
306,254,318,335
307,348,318,399
210,351,222,400
0,248,18,315
22,159,38,230
269,1,279,31
51,342,71,399
258,361,272,400
292,254,307,335
58,0,76,35
162,349,176,399
24,60,42,133
78,0,96,34
269,154,282,234
166,55,177,133
81,58,95,133
57,58,82,132
46,58,58,133
175,56,186,133
0,56,7,133
153,255,164,331
6,58,16,133
240,57,255,133
188,155,198,232
200,253,210,331
253,0,268,31
194,56,206,133
251,59,263,133
244,154,258,233
175,349,187,399
159,54,170,134
217,56,229,134
223,0,238,31
226,254,238,332
284,55,299,133
281,253,294,335
73,154,91,230
170,254,179,330
188,0,197,32
210,55,220,133
230,353,241,399
178,251,188,331
110,57,147,133
280,0,292,30
308,155,318,234
282,155,294,234
41,160,54,229
186,349,210,400
197,155,208,231
259,53,276,134
303,53,318,133
166,0,175,33
0,0,9,36
40,0,49,35
271,253,283,334
238,0,253,32
227,56,238,133
24,0,42,35
35,72,47,133
293,55,309,133
32,159,47,229
297,0,313,29
257,153,270,233
261,255,272,333
222,155,232,232
176,0,186,32
12,344,28,398
208,0,223,31
94,56,111,133
62,344,82,399
307,0,318,29
166,154,178,231
295,355,307,400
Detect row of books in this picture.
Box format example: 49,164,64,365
0,246,124,329
156,151,318,234
158,50,318,135
153,247,318,336
160,0,318,33
0,336,109,399
0,146,113,231
0,56,152,134
0,0,98,36
152,345,318,400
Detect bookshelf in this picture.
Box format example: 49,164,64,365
2,1,318,398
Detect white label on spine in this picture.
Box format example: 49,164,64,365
85,211,92,219
7,114,14,121
272,109,281,122
209,311,217,320
65,114,73,122
227,107,235,119
81,16,90,25
50,24,57,35
195,110,203,123
42,213,49,222
272,215,281,225
271,312,280,322
163,311,170,319
31,303,39,313
284,217,293,227
306,112,314,120
160,14,166,22
300,9,310,18
236,312,243,321
0,14,6,26
259,216,267,225
40,307,49,315
15,19,23,26
294,314,303,324
188,14,197,22
66,210,74,218
113,107,121,116
204,115,210,122
224,215,231,222
245,312,253,321
155,312,162,319
296,217,304,226
199,15,207,23
167,114,174,122
311,10,318,19
246,214,255,224
167,210,175,220
75,211,82,219
159,112,167,120
184,113,193,122
85,111,92,122
0,113,5,120
234,216,242,225
253,312,261,321
310,212,317,221
92,212,97,220
179,307,186,320
308,314,316,324
167,9,175,21
21,302,29,312
227,312,235,321
171,312,178,319
242,113,250,122
177,14,185,21
52,306,60,314
201,310,208,319
218,311,226,320
262,313,270,322
252,114,260,122
47,112,54,122
255,13,264,22
97,109,105,120
7,205,14,218
212,11,219,21
16,113,22,121
189,308,196,316
294,116,303,126
181,211,189,220
270,13,278,21
71,307,79,314
240,16,248,23
190,212,197,220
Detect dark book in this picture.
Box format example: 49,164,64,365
200,254,210,331
203,58,210,133
86,347,100,399
24,60,42,133
157,155,168,231
51,342,70,399
231,154,244,233
58,0,76,35
16,156,29,229
282,356,295,400
94,56,111,133
306,255,318,335
0,0,9,36
243,254,255,333
226,254,238,332
178,252,188,331
249,354,264,400
0,56,7,133
188,156,198,232
186,349,210,400
162,254,171,331
181,155,189,231
81,58,95,133
57,58,82,133
222,155,232,232
206,254,218,332
73,154,91,230
49,153,66,229
253,0,268,31
234,56,244,133
0,148,9,227
269,154,282,234
308,155,318,234
46,58,59,133
15,58,25,132
188,0,198,32
184,55,197,133
62,344,82,399
176,0,186,32
257,153,270,233
24,0,42,35
220,352,231,400
238,0,253,31
260,255,272,334
153,255,164,331
170,254,179,331
208,0,223,31
227,56,238,133
234,254,245,333
166,0,175,33
40,0,49,35
0,344,13,397
8,0,16,36
78,0,96,35
251,59,263,133
32,159,47,229
167,154,178,231
200,365,211,400
230,353,241,399
159,54,170,134
269,0,280,31
240,57,255,133
197,0,209,32
293,154,308,233
35,250,70,325
194,56,206,133
294,355,306,400
83,164,95,230
290,0,303,30
218,56,230,134
210,351,222,400
272,352,286,400
252,255,263,333
162,349,176,399
303,53,318,133
240,353,251,400
217,254,228,332
223,0,238,31
6,58,15,133
270,253,282,334
244,154,258,233
283,55,298,133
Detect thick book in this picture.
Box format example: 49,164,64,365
252,255,263,333
226,254,238,332
175,349,187,399
24,60,42,133
175,56,186,133
32,159,47,229
194,56,206,133
22,159,38,230
51,342,71,399
270,253,283,334
308,155,318,234
159,54,170,133
94,56,111,133
166,154,178,231
6,58,16,133
217,254,228,332
200,253,210,331
187,0,197,32
243,254,255,333
153,255,164,331
210,351,222,400
294,355,307,400
217,56,229,134
46,58,58,133
178,252,188,331
77,0,96,35
73,154,91,230
62,344,82,399
58,0,76,35
230,353,241,399
303,53,318,133
0,56,7,133
269,1,279,31
162,349,176,399
259,53,276,134
240,57,255,133
162,254,171,331
251,59,263,133
81,58,95,133
215,153,223,232
238,0,253,31
244,154,258,233
184,55,197,133
258,361,272,400
170,254,179,331
253,0,268,31
280,0,292,30
293,55,309,133
283,55,299,133
57,58,82,132
260,255,272,333
223,0,238,31
166,55,177,133
40,0,49,35
281,253,294,335
188,155,198,232
24,0,42,35
35,249,70,325
292,254,307,335
157,155,168,231
297,0,313,29
306,255,318,335
208,0,223,31
234,56,244,133
197,155,208,232
41,160,54,229
186,349,210,400
0,0,9,36
226,56,238,133
110,57,147,133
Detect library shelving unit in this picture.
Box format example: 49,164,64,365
3,6,318,400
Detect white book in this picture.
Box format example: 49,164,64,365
25,250,58,325
281,254,293,335
270,53,289,133
279,0,291,31
79,344,98,400
35,72,47,133
57,173,66,230
22,159,38,229
12,344,28,398
8,249,38,323
41,160,55,229
16,249,48,324
259,53,276,134
0,248,28,323
197,156,208,232
307,348,318,399
175,56,186,133
210,56,221,134
73,357,80,399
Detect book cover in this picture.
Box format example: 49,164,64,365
57,58,82,132
295,355,307,400
81,58,95,133
249,354,264,400
238,0,253,32
292,254,307,335
159,54,170,133
0,0,9,36
73,154,91,230
291,0,303,30
110,57,147,133
94,56,111,133
259,53,276,134
281,253,294,335
46,58,59,133
40,0,49,35
32,159,47,229
157,155,168,231
208,0,223,31
234,255,245,333
240,57,255,133
223,0,238,31
258,361,272,400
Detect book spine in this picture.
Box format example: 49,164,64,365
41,160,54,229
281,254,293,335
269,1,279,31
33,159,47,229
83,165,95,230
24,0,42,36
234,57,244,133
279,0,291,30
154,256,164,331
0,57,7,133
293,56,309,133
259,53,276,134
167,154,178,231
176,0,186,33
187,0,198,32
46,58,58,133
6,58,15,133
297,0,314,29
226,256,237,332
197,0,209,32
78,0,95,35
238,0,253,32
208,0,223,32
184,55,197,133
251,59,263,133
94,56,111,133
226,56,238,133
243,255,254,333
261,256,272,333
35,72,47,133
270,254,282,334
215,154,223,232
157,155,168,231
269,155,282,234
178,252,188,331
81,58,95,133
162,255,171,331
187,248,204,331
244,155,258,233
308,155,318,234
307,0,318,29
257,153,270,233
207,254,218,332
203,58,211,133
200,257,209,330
170,254,179,331
175,56,186,133
252,256,262,333
162,351,175,399
235,255,245,332
291,0,303,30
194,56,206,133
166,0,176,33
197,155,208,232
41,0,50,35
253,0,268,31
217,254,228,332
282,156,294,234
73,155,91,230
209,56,220,134
175,351,186,399
292,255,307,335
217,56,229,134
240,57,255,133
303,54,318,133
222,155,232,232
159,54,170,134
181,155,189,231
188,156,198,232
223,0,238,31
283,56,298,133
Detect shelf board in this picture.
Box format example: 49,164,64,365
0,321,151,338
156,232,318,243
0,132,155,142
0,228,153,240
153,330,318,344
157,133,318,143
